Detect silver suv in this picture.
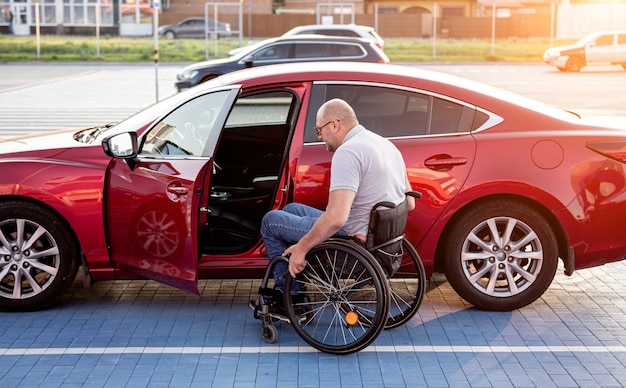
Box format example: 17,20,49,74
229,24,384,57
283,24,384,50
543,31,626,72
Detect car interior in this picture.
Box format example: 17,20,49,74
203,90,297,253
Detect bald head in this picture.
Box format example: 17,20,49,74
317,99,359,130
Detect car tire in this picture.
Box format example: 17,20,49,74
0,201,79,311
565,56,583,72
443,199,558,311
164,31,175,39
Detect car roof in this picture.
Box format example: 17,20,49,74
207,62,572,120
285,24,375,33
216,62,467,89
266,34,373,43
177,17,218,23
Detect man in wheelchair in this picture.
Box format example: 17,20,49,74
257,98,415,317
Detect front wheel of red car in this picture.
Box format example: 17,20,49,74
0,201,79,311
443,200,558,311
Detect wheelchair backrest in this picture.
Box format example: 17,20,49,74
365,199,409,276
365,199,409,251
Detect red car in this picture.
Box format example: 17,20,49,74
2,62,626,312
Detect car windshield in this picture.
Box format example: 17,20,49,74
232,38,277,59
76,81,228,144
576,33,603,46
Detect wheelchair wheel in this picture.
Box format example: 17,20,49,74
284,239,389,355
385,239,426,329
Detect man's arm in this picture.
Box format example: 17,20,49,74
284,189,356,277
406,176,415,211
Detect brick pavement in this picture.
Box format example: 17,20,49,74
2,261,626,387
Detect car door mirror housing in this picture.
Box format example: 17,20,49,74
102,131,139,159
243,56,253,68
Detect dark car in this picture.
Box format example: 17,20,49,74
158,17,231,39
2,62,626,313
174,35,390,91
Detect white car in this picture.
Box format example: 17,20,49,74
229,24,384,56
283,24,384,49
543,31,626,72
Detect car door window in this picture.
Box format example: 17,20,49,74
334,43,365,57
431,97,475,134
594,34,614,46
205,90,297,253
294,43,331,58
141,91,231,157
252,44,290,61
304,83,489,142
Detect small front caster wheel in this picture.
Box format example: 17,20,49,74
262,324,277,344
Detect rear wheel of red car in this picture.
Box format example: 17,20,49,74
443,200,558,311
0,201,79,311
565,56,583,72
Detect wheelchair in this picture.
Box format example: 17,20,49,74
250,192,426,355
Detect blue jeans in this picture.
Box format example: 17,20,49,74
261,203,347,290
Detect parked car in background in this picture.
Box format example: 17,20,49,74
283,24,384,49
3,62,626,312
159,17,231,39
229,23,384,56
175,35,389,91
543,30,626,72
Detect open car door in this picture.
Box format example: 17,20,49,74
105,87,240,294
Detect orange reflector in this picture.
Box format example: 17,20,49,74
345,311,359,326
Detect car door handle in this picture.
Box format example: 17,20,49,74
424,156,468,171
167,185,189,196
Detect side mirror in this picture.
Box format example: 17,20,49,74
102,132,138,159
243,56,253,68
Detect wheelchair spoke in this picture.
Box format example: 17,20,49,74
285,240,389,354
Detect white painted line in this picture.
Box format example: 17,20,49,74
1,345,626,356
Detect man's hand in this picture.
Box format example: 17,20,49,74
283,189,355,278
284,243,307,278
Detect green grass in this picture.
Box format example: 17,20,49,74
0,35,577,63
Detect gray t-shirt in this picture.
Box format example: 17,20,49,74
330,125,408,236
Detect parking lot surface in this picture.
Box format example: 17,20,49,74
1,63,626,387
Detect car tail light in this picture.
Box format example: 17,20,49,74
587,141,626,163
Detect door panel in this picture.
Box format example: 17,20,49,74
586,34,615,63
106,88,240,293
106,158,211,294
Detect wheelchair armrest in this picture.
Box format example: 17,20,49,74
406,191,422,199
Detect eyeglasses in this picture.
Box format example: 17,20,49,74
314,119,334,136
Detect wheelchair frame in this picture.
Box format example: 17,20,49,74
250,192,426,354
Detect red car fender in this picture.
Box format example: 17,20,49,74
0,157,114,278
